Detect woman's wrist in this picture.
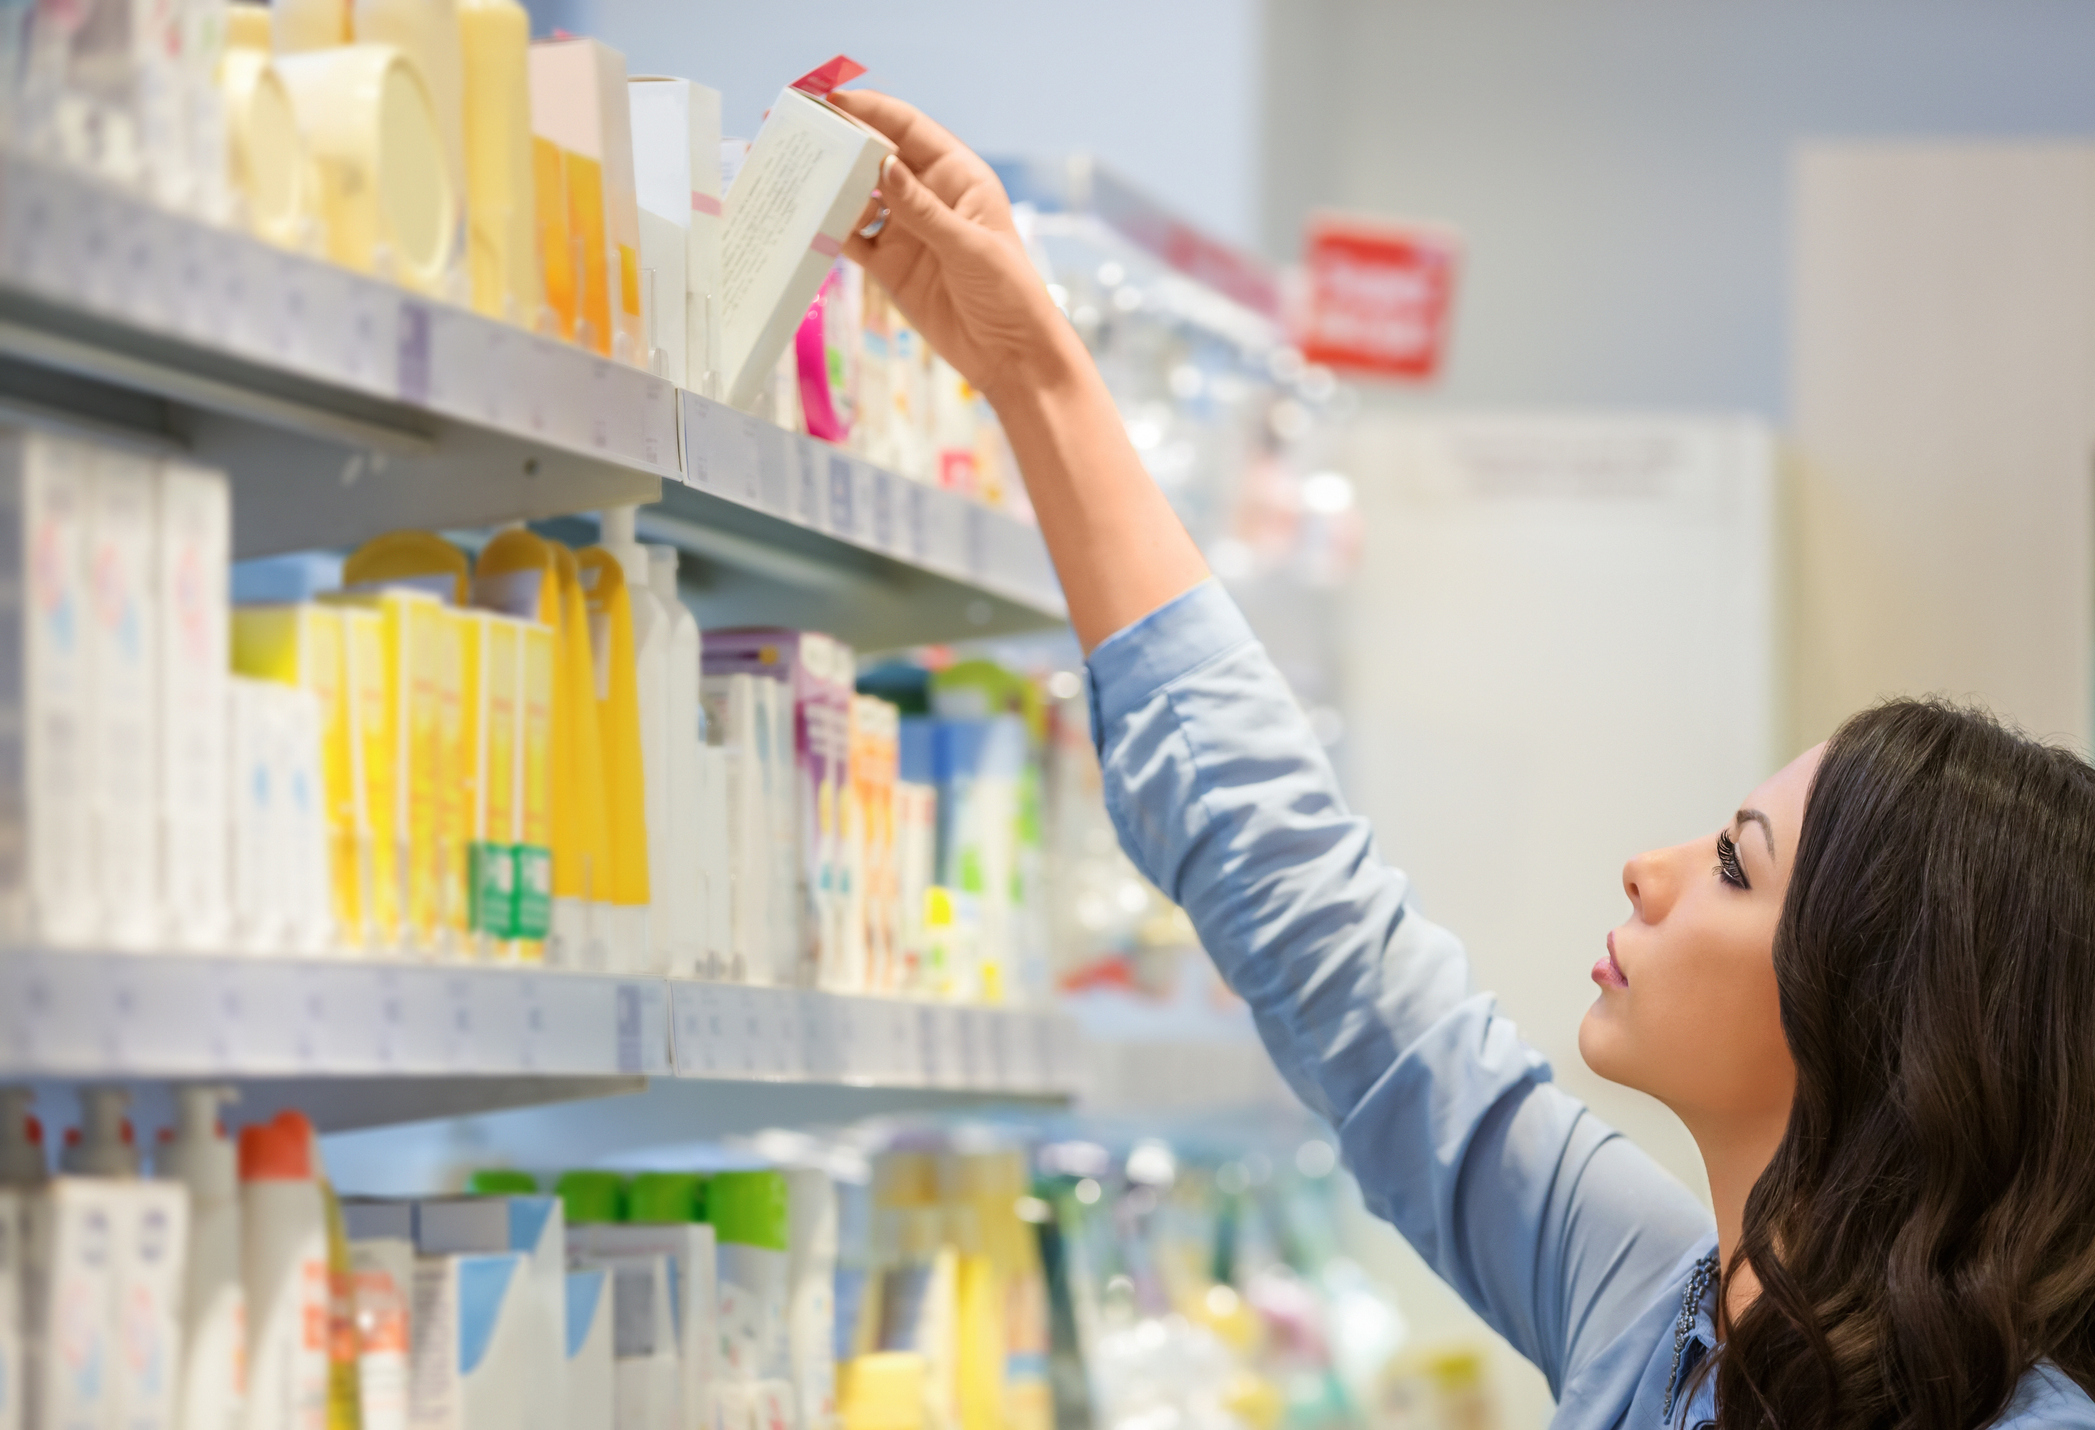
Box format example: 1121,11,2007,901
982,306,1095,420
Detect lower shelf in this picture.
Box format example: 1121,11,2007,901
0,951,1080,1126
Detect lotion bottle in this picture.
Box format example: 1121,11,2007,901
598,509,671,972
61,1087,139,1177
157,1087,245,1430
240,1111,328,1430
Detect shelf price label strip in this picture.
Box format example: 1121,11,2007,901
0,156,681,483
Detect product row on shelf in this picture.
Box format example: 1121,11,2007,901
0,1085,1493,1430
0,421,1056,1005
1,0,1025,518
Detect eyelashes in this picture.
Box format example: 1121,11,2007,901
1716,830,1750,890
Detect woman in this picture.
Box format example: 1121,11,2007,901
828,91,2095,1430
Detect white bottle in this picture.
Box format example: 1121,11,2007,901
62,1086,139,1177
0,1090,46,1186
599,507,673,974
240,1110,328,1430
645,544,705,977
157,1087,245,1430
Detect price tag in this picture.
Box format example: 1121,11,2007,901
772,992,804,1078
964,504,988,581
793,442,823,528
724,415,765,508
587,359,617,454
868,469,895,552
116,206,173,333
977,1010,1011,1090
637,375,676,471
396,300,434,405
73,187,120,316
915,1003,943,1086
680,393,720,491
826,451,856,537
755,422,791,515
904,482,929,563
515,974,547,1071
614,981,646,1074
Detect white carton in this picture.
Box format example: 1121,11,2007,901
86,448,162,950
719,87,893,411
564,1270,612,1430
24,1178,121,1430
0,430,97,948
570,1223,715,1430
226,676,283,951
155,462,231,953
628,77,724,393
0,1190,21,1430
274,686,331,955
111,1181,190,1430
408,1252,529,1430
414,1197,567,1430
569,1255,676,1430
350,1238,413,1430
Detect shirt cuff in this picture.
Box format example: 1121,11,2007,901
1084,580,1258,735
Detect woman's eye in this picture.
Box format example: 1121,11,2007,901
1715,831,1750,890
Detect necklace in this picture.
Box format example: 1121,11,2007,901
1662,1252,1721,1424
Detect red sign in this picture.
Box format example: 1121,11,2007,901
1297,212,1461,380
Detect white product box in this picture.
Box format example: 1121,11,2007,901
88,448,163,950
408,1253,529,1430
155,461,231,953
719,87,893,411
571,1255,676,1430
570,1223,715,1430
110,1180,190,1430
274,685,330,955
226,675,283,951
0,1190,21,1430
564,1270,613,1430
23,1178,121,1430
784,1171,835,1430
628,77,724,393
0,430,97,949
414,1197,567,1430
350,1238,414,1430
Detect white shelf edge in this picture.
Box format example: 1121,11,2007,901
0,951,1077,1100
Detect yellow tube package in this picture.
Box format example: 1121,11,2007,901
576,547,650,970
322,588,448,955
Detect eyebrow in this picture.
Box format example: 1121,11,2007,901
1735,809,1775,862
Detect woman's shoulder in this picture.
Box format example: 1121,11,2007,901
1995,1363,2095,1427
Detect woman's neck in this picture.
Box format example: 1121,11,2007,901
1684,1108,1788,1327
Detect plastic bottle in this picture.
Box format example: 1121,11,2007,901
576,537,654,972
646,544,706,976
0,1088,46,1185
241,1110,329,1430
709,1170,792,1405
61,1087,139,1177
157,1087,246,1430
598,508,671,973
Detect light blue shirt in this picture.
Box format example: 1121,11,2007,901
1084,580,2095,1429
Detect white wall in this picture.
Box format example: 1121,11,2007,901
1261,0,2095,415
523,0,1264,248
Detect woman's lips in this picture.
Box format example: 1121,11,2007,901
1592,932,1629,990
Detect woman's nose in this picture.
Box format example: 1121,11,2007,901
1622,849,1673,921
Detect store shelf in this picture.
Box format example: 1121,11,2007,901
0,154,678,555
0,950,1079,1129
0,155,1066,647
669,394,1066,647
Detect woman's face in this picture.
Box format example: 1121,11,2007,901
1578,744,1822,1130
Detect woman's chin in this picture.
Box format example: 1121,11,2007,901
1577,1002,1627,1082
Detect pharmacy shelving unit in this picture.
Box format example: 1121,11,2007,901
0,152,1079,1129
0,152,1067,650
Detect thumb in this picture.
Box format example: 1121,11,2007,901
877,154,975,253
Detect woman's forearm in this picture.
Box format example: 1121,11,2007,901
987,322,1211,653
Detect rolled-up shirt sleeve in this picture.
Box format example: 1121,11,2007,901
1085,580,1712,1395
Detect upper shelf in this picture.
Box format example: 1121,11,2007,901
0,155,1067,648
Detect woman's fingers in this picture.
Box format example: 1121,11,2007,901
876,154,975,255
828,89,951,171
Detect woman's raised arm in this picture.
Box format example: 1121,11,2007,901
829,88,1209,653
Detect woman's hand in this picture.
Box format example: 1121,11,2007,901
828,89,1082,407
828,88,1210,650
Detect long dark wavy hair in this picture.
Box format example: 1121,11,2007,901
1715,699,2095,1429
